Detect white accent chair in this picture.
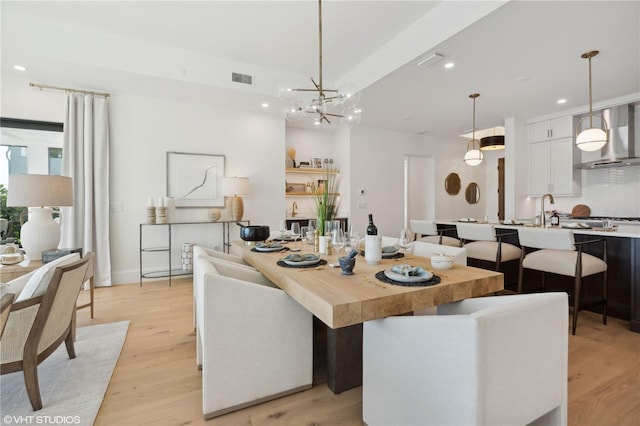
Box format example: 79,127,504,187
193,246,255,338
456,223,521,272
517,228,607,335
412,240,467,266
410,219,460,247
195,254,312,419
363,293,569,426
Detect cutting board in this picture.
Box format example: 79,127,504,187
571,204,591,218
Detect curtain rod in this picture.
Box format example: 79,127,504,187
29,82,111,98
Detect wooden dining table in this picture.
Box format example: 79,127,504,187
234,241,504,393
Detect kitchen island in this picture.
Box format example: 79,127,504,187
436,220,640,333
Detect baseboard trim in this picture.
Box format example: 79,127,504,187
204,383,312,419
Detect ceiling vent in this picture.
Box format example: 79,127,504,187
232,72,253,86
415,52,443,68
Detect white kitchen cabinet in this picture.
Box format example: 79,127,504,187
529,138,581,196
529,116,573,143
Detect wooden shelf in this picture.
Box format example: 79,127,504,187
286,167,339,174
285,192,339,197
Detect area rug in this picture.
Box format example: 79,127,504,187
0,321,130,426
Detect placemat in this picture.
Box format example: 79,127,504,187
375,270,441,287
251,247,290,253
359,251,404,259
277,259,327,269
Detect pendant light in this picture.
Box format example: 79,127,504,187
480,127,505,151
464,93,483,166
576,50,608,152
279,0,361,125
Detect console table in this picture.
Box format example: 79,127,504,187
139,220,249,285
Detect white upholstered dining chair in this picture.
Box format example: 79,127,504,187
517,227,607,335
195,254,312,419
410,219,460,247
363,293,568,426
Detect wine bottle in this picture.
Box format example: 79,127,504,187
366,214,378,235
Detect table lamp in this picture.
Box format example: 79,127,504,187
7,174,73,261
221,177,249,221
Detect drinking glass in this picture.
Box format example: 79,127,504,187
331,227,345,257
279,220,288,239
290,222,301,251
398,229,414,254
345,230,359,255
307,219,317,231
300,226,309,245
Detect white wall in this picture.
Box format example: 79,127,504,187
349,126,486,238
3,77,286,284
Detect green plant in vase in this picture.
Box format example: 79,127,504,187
314,160,339,236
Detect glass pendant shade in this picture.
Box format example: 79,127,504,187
339,106,362,124
464,93,483,166
576,127,607,151
576,50,608,152
464,142,484,166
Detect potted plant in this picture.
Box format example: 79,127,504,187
314,160,339,237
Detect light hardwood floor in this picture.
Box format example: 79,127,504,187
75,278,640,425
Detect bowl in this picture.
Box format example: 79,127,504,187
430,254,454,270
239,225,270,242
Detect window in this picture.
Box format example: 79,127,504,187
1,118,63,242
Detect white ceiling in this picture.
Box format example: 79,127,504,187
2,1,639,139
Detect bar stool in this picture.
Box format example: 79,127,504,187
410,219,460,247
455,223,521,273
517,227,607,335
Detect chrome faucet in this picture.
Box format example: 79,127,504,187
540,193,554,227
292,201,298,217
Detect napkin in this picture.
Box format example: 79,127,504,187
382,246,398,253
391,264,427,277
285,253,319,262
256,242,283,249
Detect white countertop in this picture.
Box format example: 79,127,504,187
437,220,640,239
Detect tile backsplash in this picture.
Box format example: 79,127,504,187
581,166,640,217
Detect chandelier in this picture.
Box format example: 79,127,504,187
279,0,362,125
575,50,608,152
464,93,483,166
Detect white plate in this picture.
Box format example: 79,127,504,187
384,268,433,283
255,244,285,252
284,258,321,266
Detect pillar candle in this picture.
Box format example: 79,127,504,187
148,197,155,207
157,196,165,207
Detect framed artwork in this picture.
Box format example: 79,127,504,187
312,157,322,168
166,151,225,208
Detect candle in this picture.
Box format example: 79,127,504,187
148,197,154,207
158,197,165,207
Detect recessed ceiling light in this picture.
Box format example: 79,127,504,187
261,102,269,108
444,62,455,69
557,98,567,104
13,65,27,71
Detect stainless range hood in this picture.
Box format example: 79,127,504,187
574,103,640,169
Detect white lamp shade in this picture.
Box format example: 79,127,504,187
6,174,72,260
464,149,484,166
7,174,73,207
576,127,607,152
221,177,250,196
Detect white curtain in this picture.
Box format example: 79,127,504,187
61,93,112,286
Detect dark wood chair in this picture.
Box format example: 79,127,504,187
0,253,93,410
